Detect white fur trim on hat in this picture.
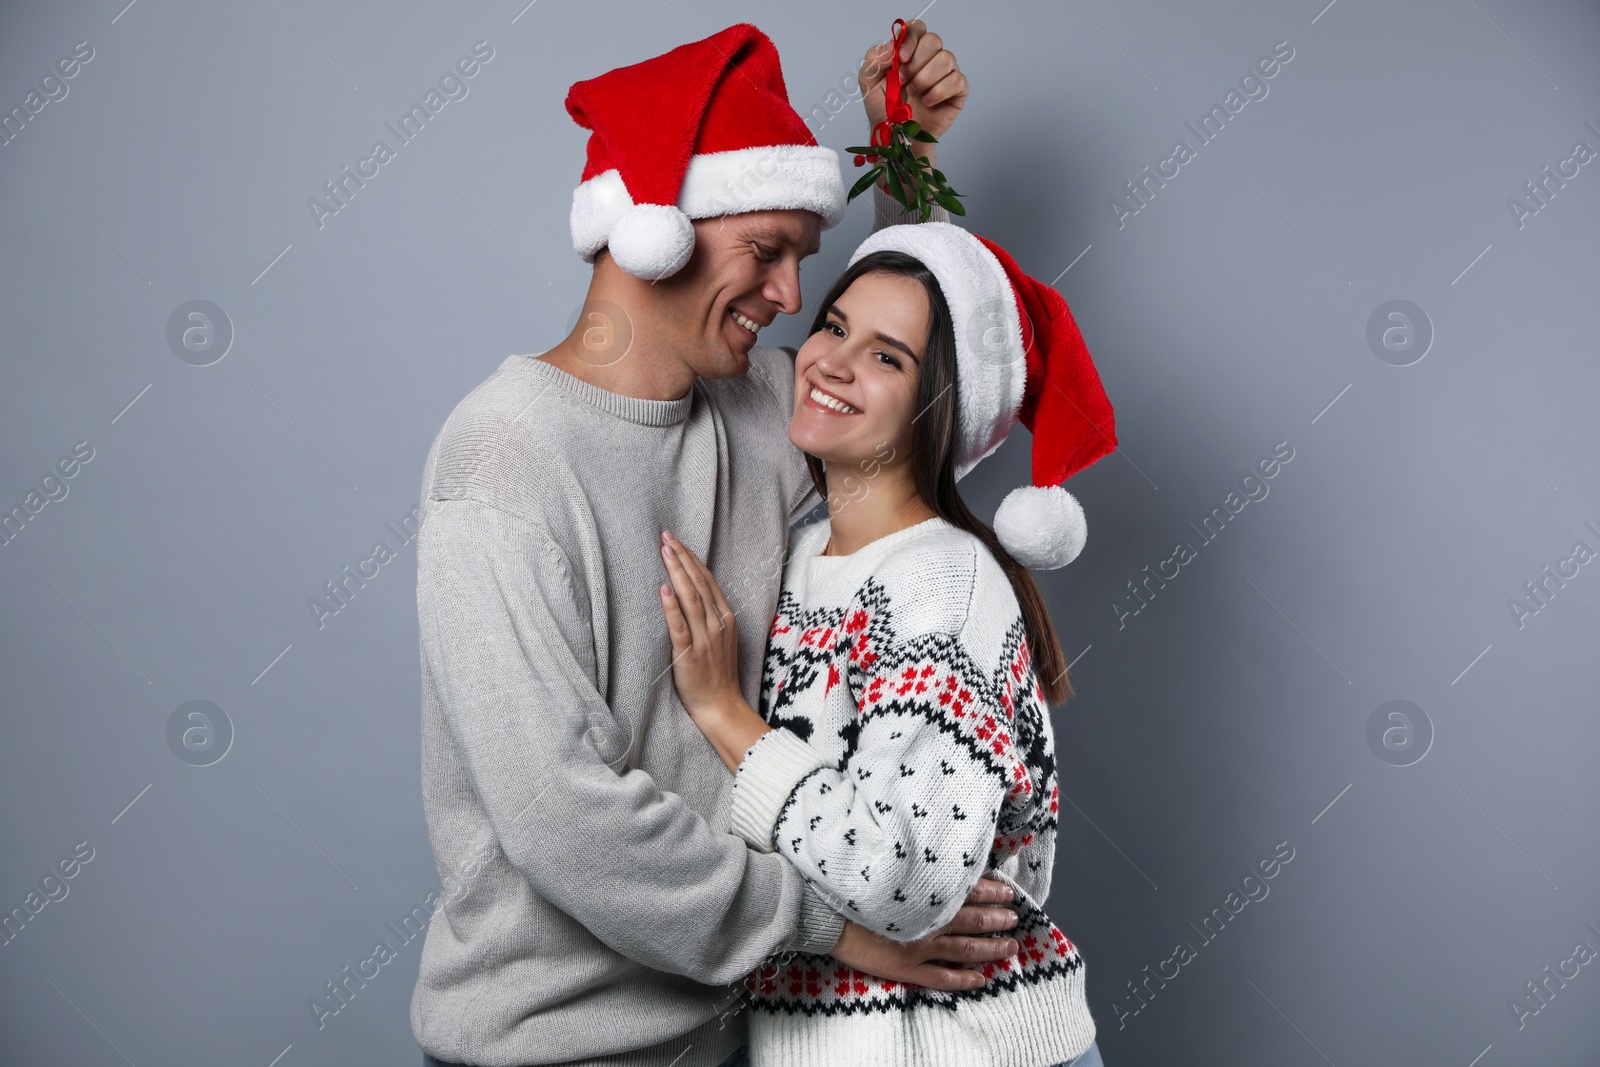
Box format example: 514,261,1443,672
995,485,1087,569
847,222,1028,481
571,144,847,269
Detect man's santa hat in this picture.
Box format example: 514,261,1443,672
848,223,1117,569
565,23,847,280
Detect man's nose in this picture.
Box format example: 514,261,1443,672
764,261,803,316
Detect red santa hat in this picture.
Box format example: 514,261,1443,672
565,23,847,280
848,223,1117,569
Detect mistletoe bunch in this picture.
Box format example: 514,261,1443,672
846,121,965,222
845,17,966,223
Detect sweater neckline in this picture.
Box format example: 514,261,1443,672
518,354,694,427
800,515,952,593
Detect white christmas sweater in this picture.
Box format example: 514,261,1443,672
727,514,1097,1067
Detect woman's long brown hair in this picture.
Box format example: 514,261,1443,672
802,250,1074,704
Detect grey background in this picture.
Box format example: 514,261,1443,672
2,0,1597,1064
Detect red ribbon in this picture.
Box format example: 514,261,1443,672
870,19,914,148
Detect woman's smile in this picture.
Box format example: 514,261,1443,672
804,383,862,415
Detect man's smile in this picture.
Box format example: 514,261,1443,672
729,307,764,338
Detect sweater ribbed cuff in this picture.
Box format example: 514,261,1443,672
729,728,828,852
785,881,847,955
872,181,951,227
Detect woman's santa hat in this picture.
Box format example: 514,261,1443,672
565,23,847,280
848,223,1118,569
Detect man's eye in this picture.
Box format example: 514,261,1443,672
754,243,778,262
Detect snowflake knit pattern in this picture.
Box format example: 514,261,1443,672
726,515,1097,1067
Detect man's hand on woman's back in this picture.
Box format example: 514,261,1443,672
827,876,1021,991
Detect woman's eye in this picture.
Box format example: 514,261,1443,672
877,351,901,369
825,321,844,337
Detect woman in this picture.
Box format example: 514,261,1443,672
657,219,1117,1067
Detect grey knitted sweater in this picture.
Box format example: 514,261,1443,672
410,188,942,1067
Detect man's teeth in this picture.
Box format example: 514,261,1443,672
810,386,859,414
730,309,761,334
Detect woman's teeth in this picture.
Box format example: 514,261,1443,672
810,386,859,414
730,309,761,335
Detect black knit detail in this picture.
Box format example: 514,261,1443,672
744,551,1082,1022
773,764,827,843
749,884,1085,1016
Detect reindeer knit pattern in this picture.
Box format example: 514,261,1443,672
727,515,1097,1067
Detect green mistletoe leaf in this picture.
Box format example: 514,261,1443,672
883,163,909,207
846,118,968,218
847,166,885,201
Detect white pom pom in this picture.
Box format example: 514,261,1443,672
608,203,695,280
994,485,1087,570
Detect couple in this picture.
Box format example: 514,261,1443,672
410,20,1115,1067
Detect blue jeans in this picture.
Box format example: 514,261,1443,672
714,1039,1104,1066
1056,1041,1105,1067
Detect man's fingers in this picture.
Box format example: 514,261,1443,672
859,41,892,87
942,902,1020,936
904,50,956,97
905,28,943,77
928,932,1020,965
964,876,1017,905
897,19,927,63
918,70,968,111
906,961,986,992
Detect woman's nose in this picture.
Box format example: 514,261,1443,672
816,347,856,380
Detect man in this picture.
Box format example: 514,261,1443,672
411,21,1019,1067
